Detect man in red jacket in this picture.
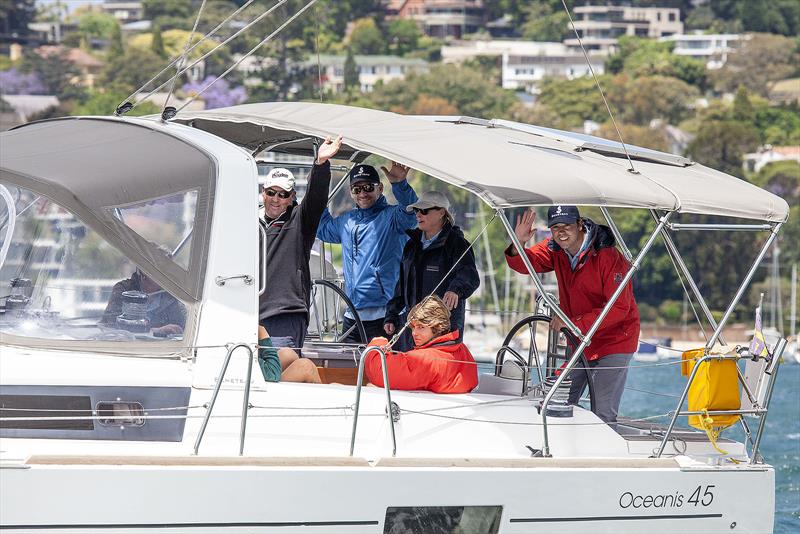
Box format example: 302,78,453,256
506,205,639,423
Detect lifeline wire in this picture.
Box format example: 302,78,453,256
116,0,261,114
175,0,321,114
161,0,208,118
559,0,637,174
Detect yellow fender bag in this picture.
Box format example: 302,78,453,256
681,348,741,453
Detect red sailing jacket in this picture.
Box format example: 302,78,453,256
365,330,478,393
505,221,640,360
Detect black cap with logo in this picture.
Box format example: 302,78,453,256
349,164,380,184
547,205,581,227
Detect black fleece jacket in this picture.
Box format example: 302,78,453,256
258,161,331,321
385,222,480,337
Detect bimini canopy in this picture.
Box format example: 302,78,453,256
0,117,216,302
174,102,789,222
174,102,678,212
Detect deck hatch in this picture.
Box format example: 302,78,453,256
0,394,94,431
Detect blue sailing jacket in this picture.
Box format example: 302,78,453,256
317,181,418,312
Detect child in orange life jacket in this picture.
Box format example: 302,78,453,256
365,296,478,394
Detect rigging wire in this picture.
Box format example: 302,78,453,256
118,0,287,115
161,0,209,120
174,0,321,115
558,0,637,174
385,211,499,349
115,0,261,115
314,4,324,102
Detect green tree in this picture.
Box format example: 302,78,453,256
607,75,700,125
77,11,119,42
537,76,607,127
712,33,798,96
606,36,707,89
19,49,87,102
732,86,754,122
593,122,670,152
348,17,384,55
108,21,124,60
343,47,359,92
387,19,421,56
369,63,517,119
151,25,166,58
687,120,760,178
101,48,172,94
142,0,193,21
735,0,799,37
752,100,800,146
0,0,35,41
521,3,568,42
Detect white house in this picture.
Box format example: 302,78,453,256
661,33,742,69
301,54,429,93
442,40,604,92
564,4,683,53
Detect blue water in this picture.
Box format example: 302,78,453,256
621,361,800,533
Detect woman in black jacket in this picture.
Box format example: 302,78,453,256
383,191,480,350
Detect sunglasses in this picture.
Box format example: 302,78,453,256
350,183,376,195
264,189,292,199
413,207,441,215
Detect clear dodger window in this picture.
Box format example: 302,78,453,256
0,185,187,342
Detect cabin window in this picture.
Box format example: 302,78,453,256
110,189,198,270
383,506,502,534
0,185,188,343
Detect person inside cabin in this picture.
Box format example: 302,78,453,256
316,161,418,342
383,190,480,351
101,268,186,337
257,325,321,383
258,135,342,351
365,296,478,394
505,205,639,424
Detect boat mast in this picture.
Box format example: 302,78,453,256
791,263,797,340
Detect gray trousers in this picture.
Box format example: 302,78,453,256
567,353,633,423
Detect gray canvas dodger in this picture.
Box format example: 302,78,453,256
0,117,216,303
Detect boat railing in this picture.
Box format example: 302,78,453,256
654,338,787,463
350,344,398,457
193,342,255,455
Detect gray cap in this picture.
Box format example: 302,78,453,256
406,190,451,212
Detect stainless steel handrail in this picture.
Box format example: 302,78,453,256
350,345,397,457
193,342,255,455
258,223,267,296
654,340,785,461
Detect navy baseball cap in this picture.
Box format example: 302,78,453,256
547,205,580,227
349,164,380,184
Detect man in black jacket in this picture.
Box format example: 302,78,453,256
259,135,342,350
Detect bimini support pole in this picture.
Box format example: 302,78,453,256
498,210,583,341
600,206,632,262
650,209,724,345
706,223,782,349
537,211,672,457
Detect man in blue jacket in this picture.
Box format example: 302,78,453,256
317,162,418,341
